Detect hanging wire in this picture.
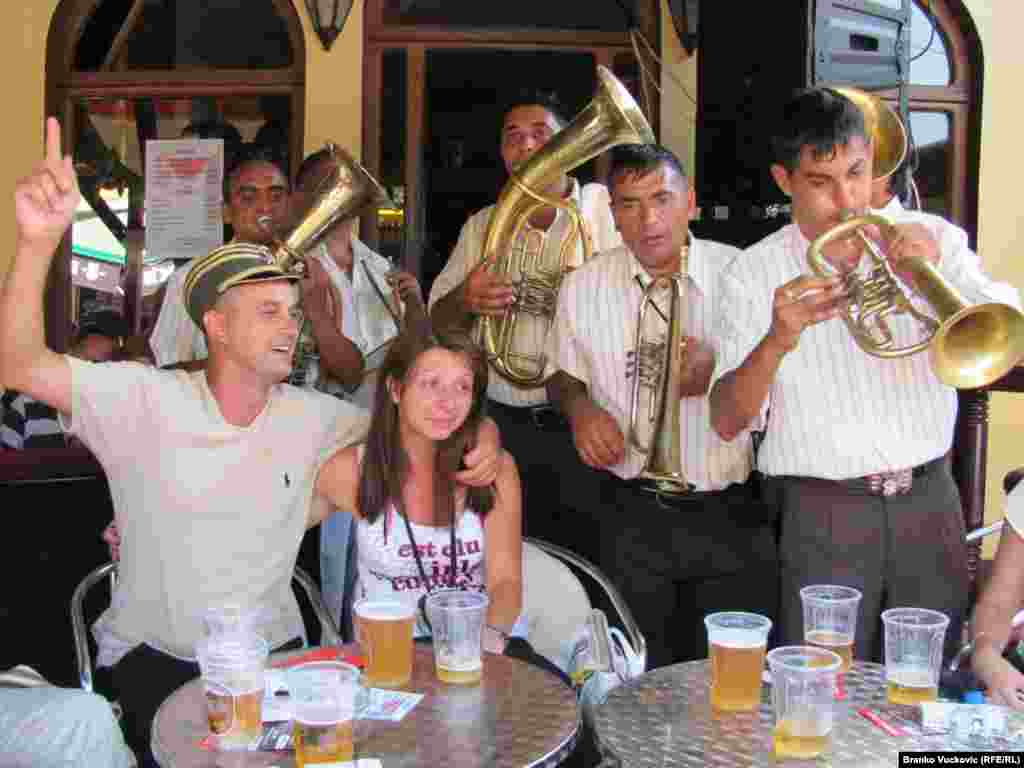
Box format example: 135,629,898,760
629,27,698,112
909,0,938,63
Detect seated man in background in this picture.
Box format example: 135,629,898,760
971,480,1024,707
1,310,124,450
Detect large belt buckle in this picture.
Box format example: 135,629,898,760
865,468,913,497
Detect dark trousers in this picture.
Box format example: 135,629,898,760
768,456,968,665
600,477,779,670
488,400,606,565
112,637,303,768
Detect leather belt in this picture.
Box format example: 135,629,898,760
486,400,569,432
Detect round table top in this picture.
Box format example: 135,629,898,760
593,659,1018,768
152,645,579,768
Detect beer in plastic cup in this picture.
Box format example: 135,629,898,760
425,590,489,685
800,585,862,673
354,599,415,688
767,645,842,759
196,632,269,749
881,607,949,705
704,611,772,711
287,661,363,767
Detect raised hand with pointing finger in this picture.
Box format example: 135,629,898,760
15,117,80,251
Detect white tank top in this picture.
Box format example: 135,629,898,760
354,503,487,637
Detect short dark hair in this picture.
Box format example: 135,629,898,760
294,148,332,191
770,88,868,173
76,310,126,344
181,119,243,146
607,144,687,195
501,88,571,131
223,142,290,200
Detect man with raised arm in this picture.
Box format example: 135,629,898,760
0,118,501,768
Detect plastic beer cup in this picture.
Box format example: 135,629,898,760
195,632,269,750
881,607,949,705
767,646,842,759
354,599,415,688
287,661,363,767
704,612,772,711
800,585,862,673
425,590,489,685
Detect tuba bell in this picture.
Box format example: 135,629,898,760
263,143,393,389
806,88,1024,389
627,246,692,497
475,66,655,388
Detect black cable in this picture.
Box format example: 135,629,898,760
909,0,939,64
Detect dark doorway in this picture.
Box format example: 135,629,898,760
420,49,598,292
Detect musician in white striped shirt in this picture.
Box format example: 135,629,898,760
546,144,779,668
709,88,1022,663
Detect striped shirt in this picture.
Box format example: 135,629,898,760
1,389,64,450
546,238,753,491
428,180,621,408
713,211,1022,480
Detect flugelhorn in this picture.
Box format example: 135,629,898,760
806,88,1024,388
475,65,655,388
262,143,393,389
627,252,692,497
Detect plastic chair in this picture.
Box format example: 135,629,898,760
71,562,340,694
522,537,647,675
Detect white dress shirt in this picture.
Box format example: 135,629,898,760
313,237,401,409
713,209,1022,481
428,180,621,408
149,263,207,367
547,238,753,492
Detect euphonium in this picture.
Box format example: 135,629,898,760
806,88,1024,388
261,143,393,389
627,248,692,497
475,65,655,387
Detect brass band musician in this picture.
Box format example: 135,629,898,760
709,88,1022,663
428,89,621,549
546,144,779,668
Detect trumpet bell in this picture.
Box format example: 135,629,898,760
932,301,1024,389
831,87,907,180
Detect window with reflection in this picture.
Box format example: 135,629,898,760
907,110,951,219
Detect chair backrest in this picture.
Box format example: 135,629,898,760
521,540,593,669
524,537,647,674
71,562,340,693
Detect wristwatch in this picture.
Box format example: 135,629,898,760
483,623,509,654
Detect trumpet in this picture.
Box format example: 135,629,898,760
627,251,692,497
807,88,1024,389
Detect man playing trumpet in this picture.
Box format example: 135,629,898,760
546,144,779,668
709,87,1021,663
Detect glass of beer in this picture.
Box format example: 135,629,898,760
881,607,949,705
354,599,415,688
425,590,489,685
800,585,862,673
287,661,364,767
196,632,269,750
767,645,842,760
704,611,772,711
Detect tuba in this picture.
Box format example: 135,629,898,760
263,143,393,389
475,66,655,387
626,246,692,497
806,88,1024,389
